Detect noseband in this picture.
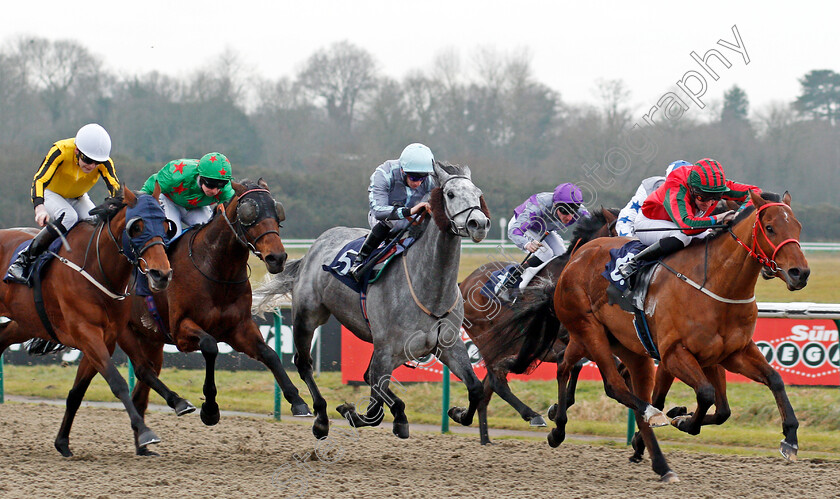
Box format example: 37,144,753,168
439,175,483,237
728,202,800,275
221,187,282,258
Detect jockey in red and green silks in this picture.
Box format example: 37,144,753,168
618,158,759,279
141,152,234,235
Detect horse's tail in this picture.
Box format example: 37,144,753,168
251,258,302,316
26,338,68,356
482,283,562,374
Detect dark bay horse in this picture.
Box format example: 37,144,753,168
486,191,809,481
459,208,617,444
58,179,311,456
255,162,491,440
0,186,173,456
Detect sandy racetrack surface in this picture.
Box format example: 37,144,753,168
0,403,838,498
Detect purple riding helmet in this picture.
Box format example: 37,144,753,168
552,182,583,214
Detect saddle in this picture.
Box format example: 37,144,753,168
323,235,416,293
3,237,64,288
602,241,663,360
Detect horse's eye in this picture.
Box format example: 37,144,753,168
126,217,144,237
447,191,455,199
765,225,775,235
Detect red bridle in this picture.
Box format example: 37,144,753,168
728,202,800,274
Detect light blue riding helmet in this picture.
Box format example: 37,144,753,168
665,160,692,177
399,143,435,174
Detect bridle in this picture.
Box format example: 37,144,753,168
189,186,282,284
439,175,484,237
728,202,800,275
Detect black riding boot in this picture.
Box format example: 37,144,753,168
618,236,684,279
348,222,391,282
6,225,61,284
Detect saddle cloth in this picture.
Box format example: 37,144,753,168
3,237,65,287
479,264,521,300
323,235,415,293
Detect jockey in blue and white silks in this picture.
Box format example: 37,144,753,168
496,183,588,296
616,160,692,238
348,143,437,281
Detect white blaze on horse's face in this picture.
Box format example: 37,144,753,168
435,163,490,243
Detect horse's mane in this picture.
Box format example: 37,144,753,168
569,208,619,248
88,192,127,224
705,191,781,241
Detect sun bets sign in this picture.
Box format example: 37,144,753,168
341,318,840,386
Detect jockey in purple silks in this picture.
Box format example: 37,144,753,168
495,182,589,297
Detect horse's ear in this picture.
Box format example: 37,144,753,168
782,191,792,206
152,181,162,200
749,189,765,209
601,206,616,224
123,185,137,207
461,165,472,178
258,177,269,189
433,161,450,185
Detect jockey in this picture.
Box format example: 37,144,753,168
497,182,589,294
7,123,120,284
140,152,234,235
615,160,692,238
618,158,758,278
348,143,436,281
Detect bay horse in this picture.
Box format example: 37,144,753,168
255,162,491,440
0,186,173,456
56,179,311,456
485,191,809,481
459,208,618,444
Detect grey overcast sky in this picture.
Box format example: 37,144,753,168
6,0,838,117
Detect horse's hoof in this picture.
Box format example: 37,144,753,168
54,440,73,457
670,414,692,431
136,446,160,457
546,428,564,448
335,403,354,418
312,419,330,439
547,404,557,421
392,422,410,439
780,440,798,462
660,471,680,483
200,402,220,426
447,407,464,424
138,429,161,447
628,454,643,464
175,399,197,416
644,407,670,428
665,406,688,418
291,403,313,417
529,415,547,427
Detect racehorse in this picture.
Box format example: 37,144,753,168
56,179,312,456
255,162,491,440
459,208,618,444
0,186,173,456
484,191,809,481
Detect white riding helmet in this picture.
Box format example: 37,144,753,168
399,143,435,174
75,123,112,162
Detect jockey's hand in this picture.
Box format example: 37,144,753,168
410,202,431,216
34,205,49,227
525,241,542,253
714,210,736,225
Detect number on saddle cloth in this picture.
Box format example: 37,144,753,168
323,235,416,292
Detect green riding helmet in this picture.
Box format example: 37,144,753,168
197,152,233,180
688,158,728,193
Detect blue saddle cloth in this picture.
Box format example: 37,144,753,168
323,236,415,293
479,264,522,299
601,240,652,292
3,237,65,286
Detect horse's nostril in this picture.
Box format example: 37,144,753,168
467,219,479,231
788,268,800,279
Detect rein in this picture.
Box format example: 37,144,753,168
401,255,461,319
727,202,800,275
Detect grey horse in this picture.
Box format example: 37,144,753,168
255,161,490,439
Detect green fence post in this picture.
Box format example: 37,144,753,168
273,310,282,421
626,408,635,445
0,350,4,404
441,365,450,433
128,359,135,394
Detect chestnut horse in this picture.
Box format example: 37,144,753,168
459,208,617,444
0,186,173,456
56,179,312,456
486,191,809,481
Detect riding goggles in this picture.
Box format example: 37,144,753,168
555,203,580,216
78,151,102,166
199,176,230,190
406,172,429,182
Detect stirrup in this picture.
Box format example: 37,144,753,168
348,263,365,282
6,261,31,285
618,261,637,279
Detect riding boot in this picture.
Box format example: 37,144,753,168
517,255,546,288
618,236,684,279
6,225,61,284
348,222,391,282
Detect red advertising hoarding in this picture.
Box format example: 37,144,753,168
341,318,839,386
